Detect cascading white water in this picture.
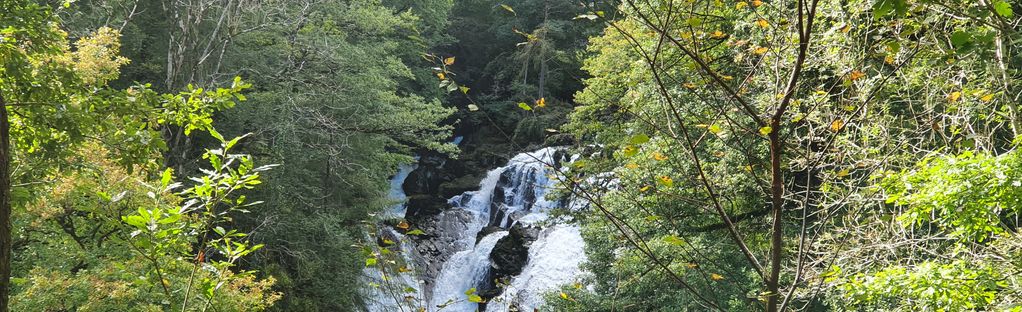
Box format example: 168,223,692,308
385,162,419,218
362,159,425,312
430,231,509,310
361,228,424,312
488,225,587,312
366,146,587,312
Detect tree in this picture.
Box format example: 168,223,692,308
556,0,1020,310
1,2,251,309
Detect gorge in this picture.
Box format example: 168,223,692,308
363,147,587,311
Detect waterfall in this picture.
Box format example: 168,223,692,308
488,225,587,312
361,228,424,312
366,146,587,312
361,159,425,312
430,231,509,310
385,161,419,218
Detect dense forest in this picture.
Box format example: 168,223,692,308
0,0,1020,310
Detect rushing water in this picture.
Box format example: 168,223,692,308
365,147,587,312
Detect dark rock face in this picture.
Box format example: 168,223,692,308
477,223,541,307
404,195,447,223
489,223,541,281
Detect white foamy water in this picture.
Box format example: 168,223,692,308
488,225,587,312
366,147,587,312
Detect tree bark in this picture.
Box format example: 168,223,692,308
766,122,783,312
0,92,12,312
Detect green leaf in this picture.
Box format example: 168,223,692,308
663,235,686,246
365,258,377,266
872,0,906,18
467,294,483,303
406,229,426,235
629,134,650,145
464,287,477,295
950,31,971,50
993,0,1013,17
622,145,638,157
518,102,532,111
208,127,224,142
161,168,174,188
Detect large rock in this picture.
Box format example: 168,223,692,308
405,195,447,223
489,223,541,278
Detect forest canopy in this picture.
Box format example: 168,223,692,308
1,0,1021,311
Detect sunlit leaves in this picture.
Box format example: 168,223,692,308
830,119,844,132
657,175,674,187
629,133,650,145
992,0,1014,17
849,70,866,81
499,4,516,15
465,287,483,303
518,102,533,111
947,91,962,103
872,0,908,19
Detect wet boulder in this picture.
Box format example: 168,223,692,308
488,223,541,278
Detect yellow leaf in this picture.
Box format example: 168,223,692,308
981,93,995,102
755,19,770,28
836,168,849,177
683,82,697,89
830,119,844,132
639,185,652,192
437,72,446,80
759,126,773,136
753,47,769,55
652,152,668,161
444,56,456,65
736,1,748,9
711,273,725,281
708,124,722,134
848,70,865,81
841,24,852,33
560,292,571,300
884,55,895,65
625,163,639,169
752,0,763,6
397,220,410,230
536,97,546,107
657,175,674,187
948,91,961,103
686,262,699,269
710,30,726,39
459,86,470,94
721,75,734,81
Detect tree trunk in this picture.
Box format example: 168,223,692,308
0,92,12,312
766,120,784,312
